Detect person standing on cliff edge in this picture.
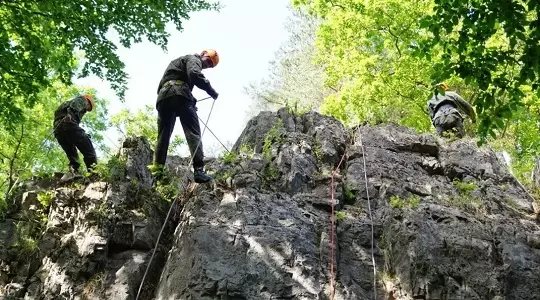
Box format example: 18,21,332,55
152,49,220,184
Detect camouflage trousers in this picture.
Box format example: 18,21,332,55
432,105,464,138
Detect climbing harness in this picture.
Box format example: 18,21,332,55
136,98,217,300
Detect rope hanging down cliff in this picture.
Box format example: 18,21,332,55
136,98,217,300
329,129,377,300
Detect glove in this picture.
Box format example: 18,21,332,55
210,90,219,100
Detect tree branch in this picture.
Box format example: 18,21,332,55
380,74,430,117
1,2,53,18
382,26,402,58
0,62,34,80
6,122,24,201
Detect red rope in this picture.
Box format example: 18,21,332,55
330,152,346,300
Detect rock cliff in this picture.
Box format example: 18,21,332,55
1,108,539,300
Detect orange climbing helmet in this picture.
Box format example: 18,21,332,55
82,94,94,111
201,49,219,67
437,82,449,91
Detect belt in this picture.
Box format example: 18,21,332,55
163,80,184,88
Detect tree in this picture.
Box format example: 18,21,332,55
109,105,185,155
0,0,220,127
0,80,109,207
292,0,450,132
416,0,540,142
244,5,333,118
293,0,540,187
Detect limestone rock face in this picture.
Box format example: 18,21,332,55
1,109,539,300
155,109,540,300
0,136,174,300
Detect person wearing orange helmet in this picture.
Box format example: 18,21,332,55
153,49,220,183
427,83,476,138
52,94,97,182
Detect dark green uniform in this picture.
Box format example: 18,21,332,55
154,54,217,182
427,91,476,138
53,96,97,172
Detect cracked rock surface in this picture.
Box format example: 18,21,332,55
1,109,539,300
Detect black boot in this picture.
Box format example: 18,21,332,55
194,168,212,183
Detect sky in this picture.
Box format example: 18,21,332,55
73,0,293,158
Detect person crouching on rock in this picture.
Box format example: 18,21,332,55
427,82,476,138
53,94,98,182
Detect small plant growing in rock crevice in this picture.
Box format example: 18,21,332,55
335,211,346,221
312,136,323,163
262,119,285,161
452,178,477,195
91,155,128,182
214,168,236,185
220,151,238,165
238,143,254,159
447,178,484,213
343,184,357,205
261,162,281,188
285,99,312,117
12,216,46,259
37,190,55,208
87,201,111,227
82,271,108,298
389,194,421,209
155,179,180,202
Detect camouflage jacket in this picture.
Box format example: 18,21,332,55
156,53,218,105
53,96,89,128
427,91,476,123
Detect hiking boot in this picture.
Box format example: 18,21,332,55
194,168,212,183
60,166,83,182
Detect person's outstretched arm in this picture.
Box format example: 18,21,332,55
186,56,218,99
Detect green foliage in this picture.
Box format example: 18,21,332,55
446,178,483,213
87,201,110,227
262,163,280,184
342,184,356,205
148,164,180,201
155,179,180,202
110,105,184,154
389,194,421,209
91,155,127,182
335,211,346,221
262,119,285,160
417,0,540,142
294,0,448,133
0,0,220,127
37,190,55,208
220,151,238,165
0,79,109,202
291,0,540,198
12,210,49,259
452,178,477,195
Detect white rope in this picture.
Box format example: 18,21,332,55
358,130,377,300
135,98,217,300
